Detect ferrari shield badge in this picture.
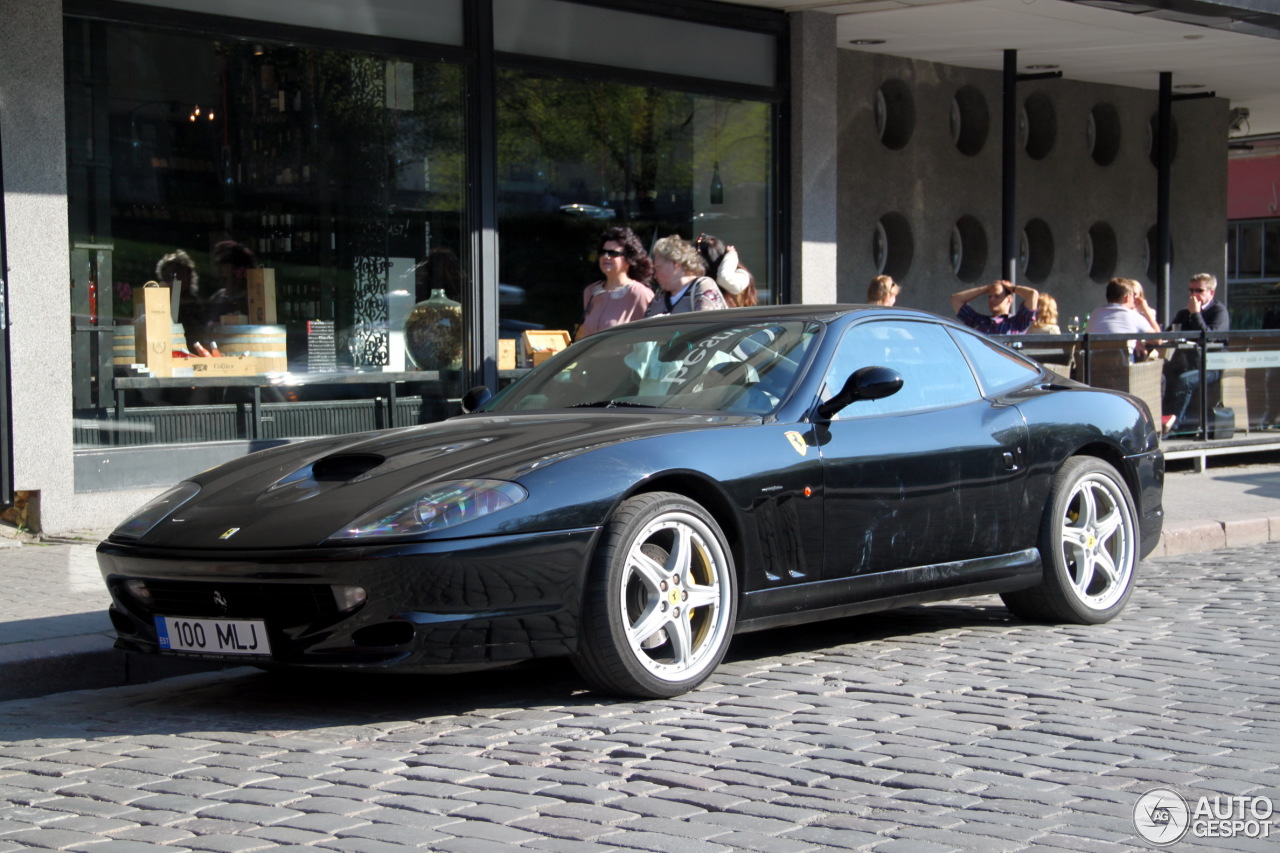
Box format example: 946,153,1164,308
785,431,808,456
219,528,241,540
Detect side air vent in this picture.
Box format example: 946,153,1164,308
312,454,385,482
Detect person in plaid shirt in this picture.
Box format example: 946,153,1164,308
951,280,1040,335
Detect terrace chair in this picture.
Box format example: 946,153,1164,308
1084,341,1164,421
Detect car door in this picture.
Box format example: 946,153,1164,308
817,318,1030,578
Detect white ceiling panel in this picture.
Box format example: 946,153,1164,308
732,0,1280,136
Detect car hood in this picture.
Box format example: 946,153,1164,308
115,410,756,550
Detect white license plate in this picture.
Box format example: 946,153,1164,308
155,616,271,656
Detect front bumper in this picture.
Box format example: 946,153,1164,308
98,527,598,672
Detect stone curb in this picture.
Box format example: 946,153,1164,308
1154,515,1280,557
0,633,227,703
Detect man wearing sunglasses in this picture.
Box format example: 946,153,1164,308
950,280,1039,335
1162,273,1229,434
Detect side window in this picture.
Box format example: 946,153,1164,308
948,327,1042,397
823,320,981,417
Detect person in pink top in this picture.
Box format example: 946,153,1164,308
576,227,655,338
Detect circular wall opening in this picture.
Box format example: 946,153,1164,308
1086,222,1118,283
1021,93,1056,160
874,212,914,279
1019,218,1055,283
1088,103,1121,166
875,79,916,150
950,215,988,283
1145,225,1175,281
1148,114,1179,166
951,86,989,156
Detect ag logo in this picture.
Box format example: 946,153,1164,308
1134,788,1189,845
784,431,808,456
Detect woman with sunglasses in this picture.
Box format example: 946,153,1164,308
576,226,655,339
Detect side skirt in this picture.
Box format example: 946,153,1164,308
736,548,1042,634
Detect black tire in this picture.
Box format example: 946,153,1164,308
1002,457,1139,624
571,491,737,698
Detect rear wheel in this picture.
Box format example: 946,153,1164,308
572,492,736,698
1002,457,1138,624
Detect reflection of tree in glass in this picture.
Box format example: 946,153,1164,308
498,73,695,219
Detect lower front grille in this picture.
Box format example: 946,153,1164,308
124,579,339,622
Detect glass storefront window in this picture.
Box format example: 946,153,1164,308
1227,224,1238,279
1266,221,1280,279
495,69,774,345
65,18,466,454
1237,221,1263,278
1225,219,1280,328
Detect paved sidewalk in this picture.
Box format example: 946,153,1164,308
2,458,1279,702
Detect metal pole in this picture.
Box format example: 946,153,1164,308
465,1,499,393
0,110,14,508
1157,72,1173,327
1198,331,1209,441
1002,50,1017,284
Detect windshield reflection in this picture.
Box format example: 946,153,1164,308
486,320,820,416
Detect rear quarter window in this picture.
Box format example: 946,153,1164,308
948,327,1043,397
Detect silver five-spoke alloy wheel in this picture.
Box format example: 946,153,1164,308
1057,468,1135,612
573,492,737,697
1002,456,1139,624
619,510,733,681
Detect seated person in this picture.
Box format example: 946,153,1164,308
1086,277,1160,362
1161,273,1229,435
951,281,1039,335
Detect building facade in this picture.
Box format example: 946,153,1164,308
0,0,1233,533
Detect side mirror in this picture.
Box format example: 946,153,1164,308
816,365,903,419
460,385,493,414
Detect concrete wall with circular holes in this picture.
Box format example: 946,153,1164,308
837,49,1229,327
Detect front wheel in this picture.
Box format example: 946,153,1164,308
1002,457,1139,624
572,492,736,698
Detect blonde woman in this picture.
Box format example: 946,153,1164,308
644,235,727,316
1027,293,1061,334
866,275,900,306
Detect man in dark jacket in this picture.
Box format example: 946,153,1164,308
1161,273,1229,434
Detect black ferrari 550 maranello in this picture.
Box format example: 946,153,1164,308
99,305,1164,698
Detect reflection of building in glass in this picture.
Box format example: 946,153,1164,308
1227,139,1280,328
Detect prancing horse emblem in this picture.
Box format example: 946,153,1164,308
784,431,808,456
219,528,240,540
213,590,228,611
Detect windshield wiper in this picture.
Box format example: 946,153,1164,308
567,400,655,409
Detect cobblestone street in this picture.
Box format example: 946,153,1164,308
2,544,1277,852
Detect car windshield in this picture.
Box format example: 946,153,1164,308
487,320,821,415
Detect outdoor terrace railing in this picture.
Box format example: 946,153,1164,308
1009,330,1280,457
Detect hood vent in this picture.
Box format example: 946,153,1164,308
312,453,385,482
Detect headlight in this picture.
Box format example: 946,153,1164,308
112,482,201,540
329,479,528,541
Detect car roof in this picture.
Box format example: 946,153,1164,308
629,304,955,327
